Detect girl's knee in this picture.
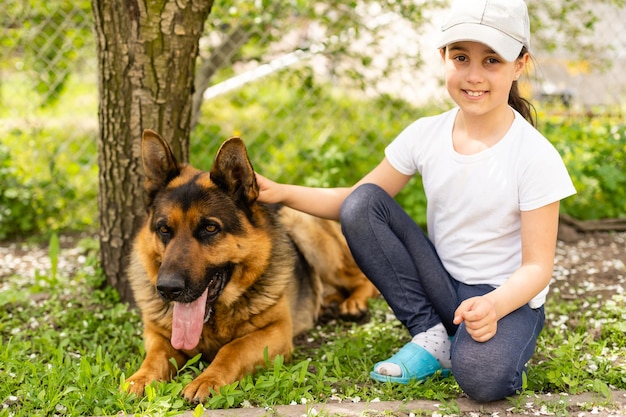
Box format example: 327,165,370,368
459,379,518,402
452,348,521,402
340,183,382,223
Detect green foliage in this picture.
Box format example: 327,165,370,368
541,114,626,220
0,243,143,416
193,69,442,226
0,144,43,240
528,294,626,395
0,128,97,240
1,0,94,106
194,71,625,226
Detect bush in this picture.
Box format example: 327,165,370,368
193,68,441,226
0,128,97,239
0,144,45,239
541,114,626,220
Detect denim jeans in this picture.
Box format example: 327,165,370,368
340,183,545,402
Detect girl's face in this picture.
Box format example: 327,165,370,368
441,41,527,119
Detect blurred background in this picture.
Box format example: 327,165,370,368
1,0,625,242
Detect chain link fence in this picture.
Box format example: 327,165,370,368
1,1,625,239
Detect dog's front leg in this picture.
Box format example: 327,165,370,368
181,318,293,402
125,326,187,396
338,278,379,317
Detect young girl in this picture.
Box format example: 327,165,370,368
256,0,576,402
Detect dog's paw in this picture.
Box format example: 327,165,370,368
339,297,368,318
182,374,227,402
123,374,152,397
123,367,172,398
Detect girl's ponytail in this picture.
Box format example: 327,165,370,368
509,47,537,127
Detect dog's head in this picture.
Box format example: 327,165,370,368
137,129,271,350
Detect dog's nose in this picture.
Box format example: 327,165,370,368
156,274,185,300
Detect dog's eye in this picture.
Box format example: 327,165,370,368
197,221,220,239
156,224,170,236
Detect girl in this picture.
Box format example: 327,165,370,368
256,0,576,401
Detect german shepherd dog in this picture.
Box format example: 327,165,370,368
124,130,377,401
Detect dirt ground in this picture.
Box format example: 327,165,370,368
550,230,625,301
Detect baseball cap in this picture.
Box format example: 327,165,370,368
436,0,531,62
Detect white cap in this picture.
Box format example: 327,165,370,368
436,0,531,62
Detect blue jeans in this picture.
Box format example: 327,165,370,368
340,183,544,402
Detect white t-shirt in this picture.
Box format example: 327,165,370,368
385,108,576,308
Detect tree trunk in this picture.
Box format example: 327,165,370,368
92,0,214,303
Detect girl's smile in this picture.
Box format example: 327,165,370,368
441,41,527,127
464,90,486,98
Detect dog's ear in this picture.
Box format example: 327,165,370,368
141,129,181,199
210,137,259,205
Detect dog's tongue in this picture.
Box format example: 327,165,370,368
171,288,208,350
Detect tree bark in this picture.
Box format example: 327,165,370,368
92,0,214,303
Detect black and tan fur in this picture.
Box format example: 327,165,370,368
124,130,377,401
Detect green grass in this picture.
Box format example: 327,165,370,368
1,236,625,416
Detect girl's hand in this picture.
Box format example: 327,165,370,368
255,172,283,204
453,296,498,342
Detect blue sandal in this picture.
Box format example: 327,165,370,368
370,342,451,384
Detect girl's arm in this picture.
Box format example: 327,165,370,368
255,157,412,220
454,201,560,342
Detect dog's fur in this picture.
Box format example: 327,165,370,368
124,130,377,401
